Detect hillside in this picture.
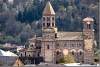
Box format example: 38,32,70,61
0,0,99,47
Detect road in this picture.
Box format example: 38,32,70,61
2,64,99,67
24,64,98,67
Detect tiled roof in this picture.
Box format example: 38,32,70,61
43,1,55,15
56,32,83,40
83,17,94,22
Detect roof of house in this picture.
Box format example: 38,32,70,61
0,49,18,56
13,58,24,67
56,32,83,40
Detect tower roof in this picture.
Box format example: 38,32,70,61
83,17,94,22
43,1,55,15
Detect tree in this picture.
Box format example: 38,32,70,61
0,35,18,44
0,61,4,66
59,54,75,64
94,49,100,64
5,18,22,36
19,24,34,44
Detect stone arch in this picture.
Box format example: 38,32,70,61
70,49,76,55
77,49,84,52
56,49,61,55
56,49,61,52
70,49,76,52
55,49,62,56
63,49,68,56
77,49,84,55
55,49,62,64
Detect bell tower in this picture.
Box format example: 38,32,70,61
41,1,57,63
83,17,94,64
42,1,56,29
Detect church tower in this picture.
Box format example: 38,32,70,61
41,1,57,63
83,17,94,64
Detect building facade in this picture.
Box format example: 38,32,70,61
21,1,95,64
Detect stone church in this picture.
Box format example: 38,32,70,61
20,1,95,64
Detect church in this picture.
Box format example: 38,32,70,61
19,1,95,64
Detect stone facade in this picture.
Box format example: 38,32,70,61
28,1,95,64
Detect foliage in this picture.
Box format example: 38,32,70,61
0,61,4,66
59,54,75,64
0,0,99,45
0,35,21,44
94,49,100,63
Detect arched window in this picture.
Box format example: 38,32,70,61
52,23,54,27
29,54,30,57
88,24,91,29
56,51,60,55
64,44,66,47
47,45,50,49
47,17,50,21
55,33,57,38
43,17,45,21
79,51,82,55
72,44,74,47
78,44,81,47
47,23,50,27
21,53,22,57
56,44,59,47
25,52,26,56
43,23,45,27
52,17,55,21
72,51,75,55
30,44,33,47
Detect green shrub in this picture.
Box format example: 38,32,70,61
59,54,75,64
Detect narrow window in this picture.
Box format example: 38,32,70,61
52,17,55,21
47,23,50,27
47,17,50,21
88,24,91,29
43,17,45,21
25,52,26,56
52,23,54,27
72,51,74,55
55,33,57,38
56,44,59,47
30,44,33,47
64,44,66,47
72,44,74,47
43,23,45,27
78,44,81,47
21,53,22,57
47,45,50,49
79,51,82,55
56,51,60,55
